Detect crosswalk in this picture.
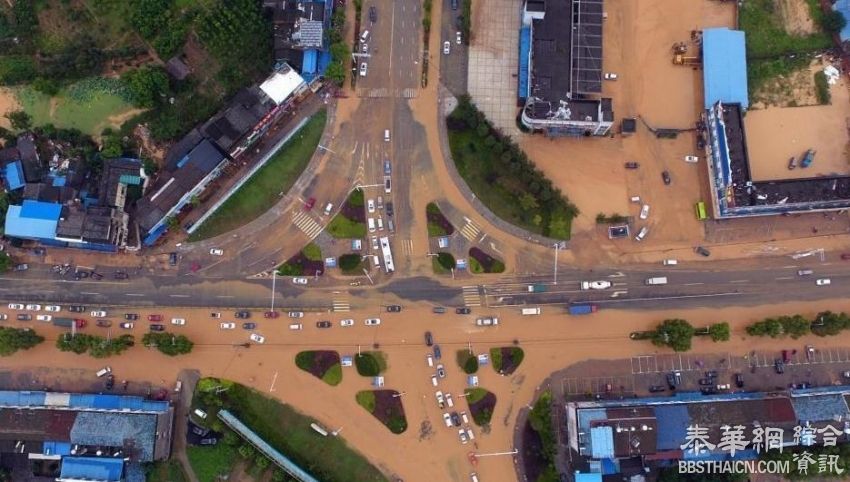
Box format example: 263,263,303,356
459,218,481,241
333,297,350,312
401,239,414,256
360,88,419,98
462,285,482,307
291,211,323,239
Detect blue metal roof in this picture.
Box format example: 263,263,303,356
51,175,66,187
303,49,318,75
575,473,603,482
835,0,850,41
590,426,614,458
43,441,72,456
4,202,60,240
518,26,531,99
60,456,124,481
4,161,24,190
0,390,169,413
654,404,691,450
702,28,749,110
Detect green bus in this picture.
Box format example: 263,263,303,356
695,201,707,220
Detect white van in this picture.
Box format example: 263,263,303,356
384,129,390,142
368,218,376,232
373,255,380,267
289,323,303,330
635,226,649,241
521,307,541,316
323,203,333,216
388,219,395,233
645,277,668,285
662,259,678,266
377,218,384,231
360,30,370,42
96,366,112,377
193,408,208,419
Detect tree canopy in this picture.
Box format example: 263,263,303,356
143,332,194,356
122,66,170,108
0,327,44,356
651,319,695,352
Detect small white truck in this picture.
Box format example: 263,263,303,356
645,277,668,285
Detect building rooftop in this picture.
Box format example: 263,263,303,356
4,200,62,240
702,28,749,110
70,412,158,462
268,0,327,52
98,159,143,209
59,457,124,482
17,133,41,182
260,65,306,104
202,87,276,153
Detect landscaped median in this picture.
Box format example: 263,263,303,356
188,109,328,241
355,390,408,434
490,346,524,375
464,387,496,426
295,350,342,386
327,188,368,238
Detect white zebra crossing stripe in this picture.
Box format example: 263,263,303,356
460,221,480,241
462,286,481,306
292,211,323,239
333,299,350,312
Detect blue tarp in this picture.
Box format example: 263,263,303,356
303,49,318,75
4,201,61,240
518,26,531,99
835,0,850,40
702,28,749,110
143,224,167,246
576,473,603,482
60,456,124,481
317,50,332,76
51,176,66,187
43,441,72,456
654,404,691,450
4,161,24,190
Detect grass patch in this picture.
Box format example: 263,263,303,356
189,109,327,240
328,189,368,238
15,82,136,136
355,390,408,434
193,378,387,482
354,351,386,376
338,253,365,275
277,246,325,276
447,96,576,239
302,243,322,261
145,459,189,482
490,346,525,375
426,202,454,236
432,252,456,275
468,247,505,273
456,349,479,374
295,350,342,386
464,387,496,426
186,443,237,482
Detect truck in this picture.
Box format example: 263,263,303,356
527,284,547,293
568,304,598,315
800,149,816,168
53,317,86,328
521,307,541,316
645,277,668,285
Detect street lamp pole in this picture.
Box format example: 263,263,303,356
553,243,560,285
270,270,276,311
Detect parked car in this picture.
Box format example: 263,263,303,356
648,385,666,393
340,318,354,327
451,412,461,426
288,311,304,318
359,63,368,76
148,314,163,321
695,246,711,257
443,41,450,54
624,161,639,169
169,252,178,266
209,248,224,256
171,318,186,326
639,204,650,220
432,306,446,314
684,155,699,163
386,202,394,217
458,428,468,444
250,333,265,344
456,31,462,44
364,318,381,326
841,253,850,260
26,304,42,311
69,305,85,313
368,199,376,213
8,303,23,310
316,321,332,329
735,373,745,388
304,197,316,211
36,315,52,322
220,322,236,330
437,364,446,378
435,391,446,409
425,331,434,346
16,314,31,321
386,305,402,313
816,278,832,286
149,324,165,332
603,72,618,80
264,311,280,318
13,264,28,271
426,353,434,367
124,313,139,321
88,310,105,317
96,319,111,328
292,277,308,285
242,322,257,330
662,170,672,185
369,5,377,22
774,359,785,374
455,307,471,315
113,271,128,280
0,314,7,320
235,311,251,319
119,322,134,329
433,345,442,360
45,305,61,312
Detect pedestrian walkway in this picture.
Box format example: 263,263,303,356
291,211,324,239
359,88,419,98
459,218,480,241
401,239,414,257
462,285,482,306
332,296,350,312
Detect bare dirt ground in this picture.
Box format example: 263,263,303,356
777,0,818,35
746,73,850,181
7,299,850,481
750,58,826,109
0,87,20,130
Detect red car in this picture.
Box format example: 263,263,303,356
842,253,850,260
147,314,163,322
264,311,280,319
304,197,316,211
74,319,87,328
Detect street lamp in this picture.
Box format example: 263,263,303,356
392,391,406,398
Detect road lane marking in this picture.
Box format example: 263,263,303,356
729,280,749,283
125,294,144,297
683,282,704,286
81,292,100,295
217,295,235,299
169,294,190,298
782,265,798,268
775,276,794,280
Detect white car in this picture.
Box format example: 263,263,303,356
8,303,23,310
292,277,308,285
461,411,469,424
426,353,434,367
220,322,236,330
26,304,42,311
581,280,612,290
635,226,649,241
91,310,106,317
456,31,462,44
435,391,446,408
443,413,452,427
364,318,381,326
36,315,52,322
340,318,355,327
458,428,469,444
431,375,439,386
446,393,454,408
367,199,376,213
639,204,650,220
250,333,265,344
816,278,832,286
45,305,61,312
359,62,368,76
171,318,186,325
604,72,618,80
443,41,450,55
209,248,224,256
684,155,699,163
288,311,304,318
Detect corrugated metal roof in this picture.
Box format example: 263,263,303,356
43,441,72,456
575,473,603,482
589,426,614,458
0,391,168,413
5,202,60,241
71,412,157,462
5,161,24,190
703,28,749,109
60,456,124,481
654,405,691,450
792,393,850,422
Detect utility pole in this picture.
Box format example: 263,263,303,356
270,270,277,311
553,243,560,285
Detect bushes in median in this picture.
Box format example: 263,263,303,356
56,333,135,358
142,332,194,356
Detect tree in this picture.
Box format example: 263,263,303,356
820,10,847,34
238,444,255,459
811,311,850,337
0,327,44,356
651,319,695,352
255,455,270,470
330,42,350,62
0,253,12,273
32,77,60,96
130,0,174,39
708,322,730,342
142,332,194,356
223,430,240,446
100,129,123,158
5,110,31,131
324,62,345,86
519,192,539,211
122,67,170,108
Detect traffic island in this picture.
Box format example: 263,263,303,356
426,202,455,236
354,351,386,377
327,189,367,238
295,350,342,386
468,247,505,274
338,253,366,275
432,252,456,275
464,387,496,426
490,346,524,375
456,349,479,374
277,243,324,276
355,390,408,434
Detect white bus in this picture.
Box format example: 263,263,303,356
379,236,394,273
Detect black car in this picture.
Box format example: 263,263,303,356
666,373,677,389
124,313,139,321
624,161,639,169
774,359,785,374
694,246,711,257
199,437,218,445
648,385,666,393
661,170,672,185
149,324,165,332
191,424,210,437
698,378,713,386
90,271,104,280
114,271,129,280
169,252,178,266
735,373,744,388
450,412,461,426
451,0,458,10
316,321,332,329
242,322,257,330
16,314,31,321
74,270,89,280
433,344,442,360
700,387,717,395
696,135,705,150
386,305,402,313
386,202,394,217
105,375,115,390
425,331,434,346
704,370,718,378
455,307,471,315
369,5,377,22
235,311,251,319
69,305,85,313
